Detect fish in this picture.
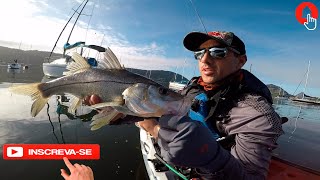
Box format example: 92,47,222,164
9,47,189,130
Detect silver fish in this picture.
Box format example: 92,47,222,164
9,47,188,130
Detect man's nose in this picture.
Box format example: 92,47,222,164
199,51,210,63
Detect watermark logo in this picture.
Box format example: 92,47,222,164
7,147,23,158
3,144,100,160
295,2,318,30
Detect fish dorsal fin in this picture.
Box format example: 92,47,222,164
99,47,124,70
63,52,91,76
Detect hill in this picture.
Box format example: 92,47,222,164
127,68,188,87
266,84,292,98
0,46,61,65
0,46,188,87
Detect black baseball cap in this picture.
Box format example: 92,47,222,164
183,31,246,55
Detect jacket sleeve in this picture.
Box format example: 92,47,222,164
208,95,284,180
157,95,283,180
157,115,231,171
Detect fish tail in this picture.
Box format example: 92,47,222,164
9,83,49,117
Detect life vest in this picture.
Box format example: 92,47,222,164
181,81,230,149
182,76,288,150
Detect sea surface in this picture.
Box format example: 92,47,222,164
0,65,148,180
0,65,320,179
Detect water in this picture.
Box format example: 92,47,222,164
273,98,320,171
0,65,148,179
1,65,320,179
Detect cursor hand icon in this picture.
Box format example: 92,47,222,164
304,14,317,30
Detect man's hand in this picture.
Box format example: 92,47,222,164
83,95,102,105
61,157,94,180
156,115,230,172
136,119,160,138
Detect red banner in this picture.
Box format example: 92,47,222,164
3,144,100,160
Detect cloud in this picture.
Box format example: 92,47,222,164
109,43,188,70
0,0,191,75
1,0,318,96
222,19,320,96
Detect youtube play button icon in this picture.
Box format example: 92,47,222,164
6,147,23,158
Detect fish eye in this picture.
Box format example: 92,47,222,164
158,87,168,95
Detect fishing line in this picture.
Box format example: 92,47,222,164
292,70,308,96
188,0,207,33
57,113,66,144
288,105,302,141
84,0,96,42
46,103,60,143
286,63,310,134
56,96,69,144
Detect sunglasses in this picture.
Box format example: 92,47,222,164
194,47,240,60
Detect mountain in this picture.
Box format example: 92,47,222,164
3,46,310,96
0,46,61,65
266,84,292,98
0,46,188,87
127,68,188,87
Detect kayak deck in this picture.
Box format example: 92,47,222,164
140,129,320,180
268,156,320,180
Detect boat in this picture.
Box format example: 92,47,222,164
43,0,92,78
140,129,184,180
43,57,69,77
168,81,188,92
43,42,104,77
168,63,188,92
7,59,22,69
23,65,28,70
8,41,24,69
291,60,320,105
139,128,320,180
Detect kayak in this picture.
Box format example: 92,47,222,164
268,156,320,180
139,129,320,180
140,129,178,180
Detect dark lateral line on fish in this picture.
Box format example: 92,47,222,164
41,80,157,92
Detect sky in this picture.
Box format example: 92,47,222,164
0,0,319,96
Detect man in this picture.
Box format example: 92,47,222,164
138,31,284,179
62,31,283,180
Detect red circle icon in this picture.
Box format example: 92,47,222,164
295,2,318,24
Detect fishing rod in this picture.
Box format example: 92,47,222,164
65,0,90,55
154,153,189,180
47,0,87,62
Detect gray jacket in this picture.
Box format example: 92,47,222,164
159,70,284,179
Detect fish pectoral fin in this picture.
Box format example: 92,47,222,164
31,97,49,117
68,95,82,114
90,109,125,131
63,52,91,76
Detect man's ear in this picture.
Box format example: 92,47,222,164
237,54,247,68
